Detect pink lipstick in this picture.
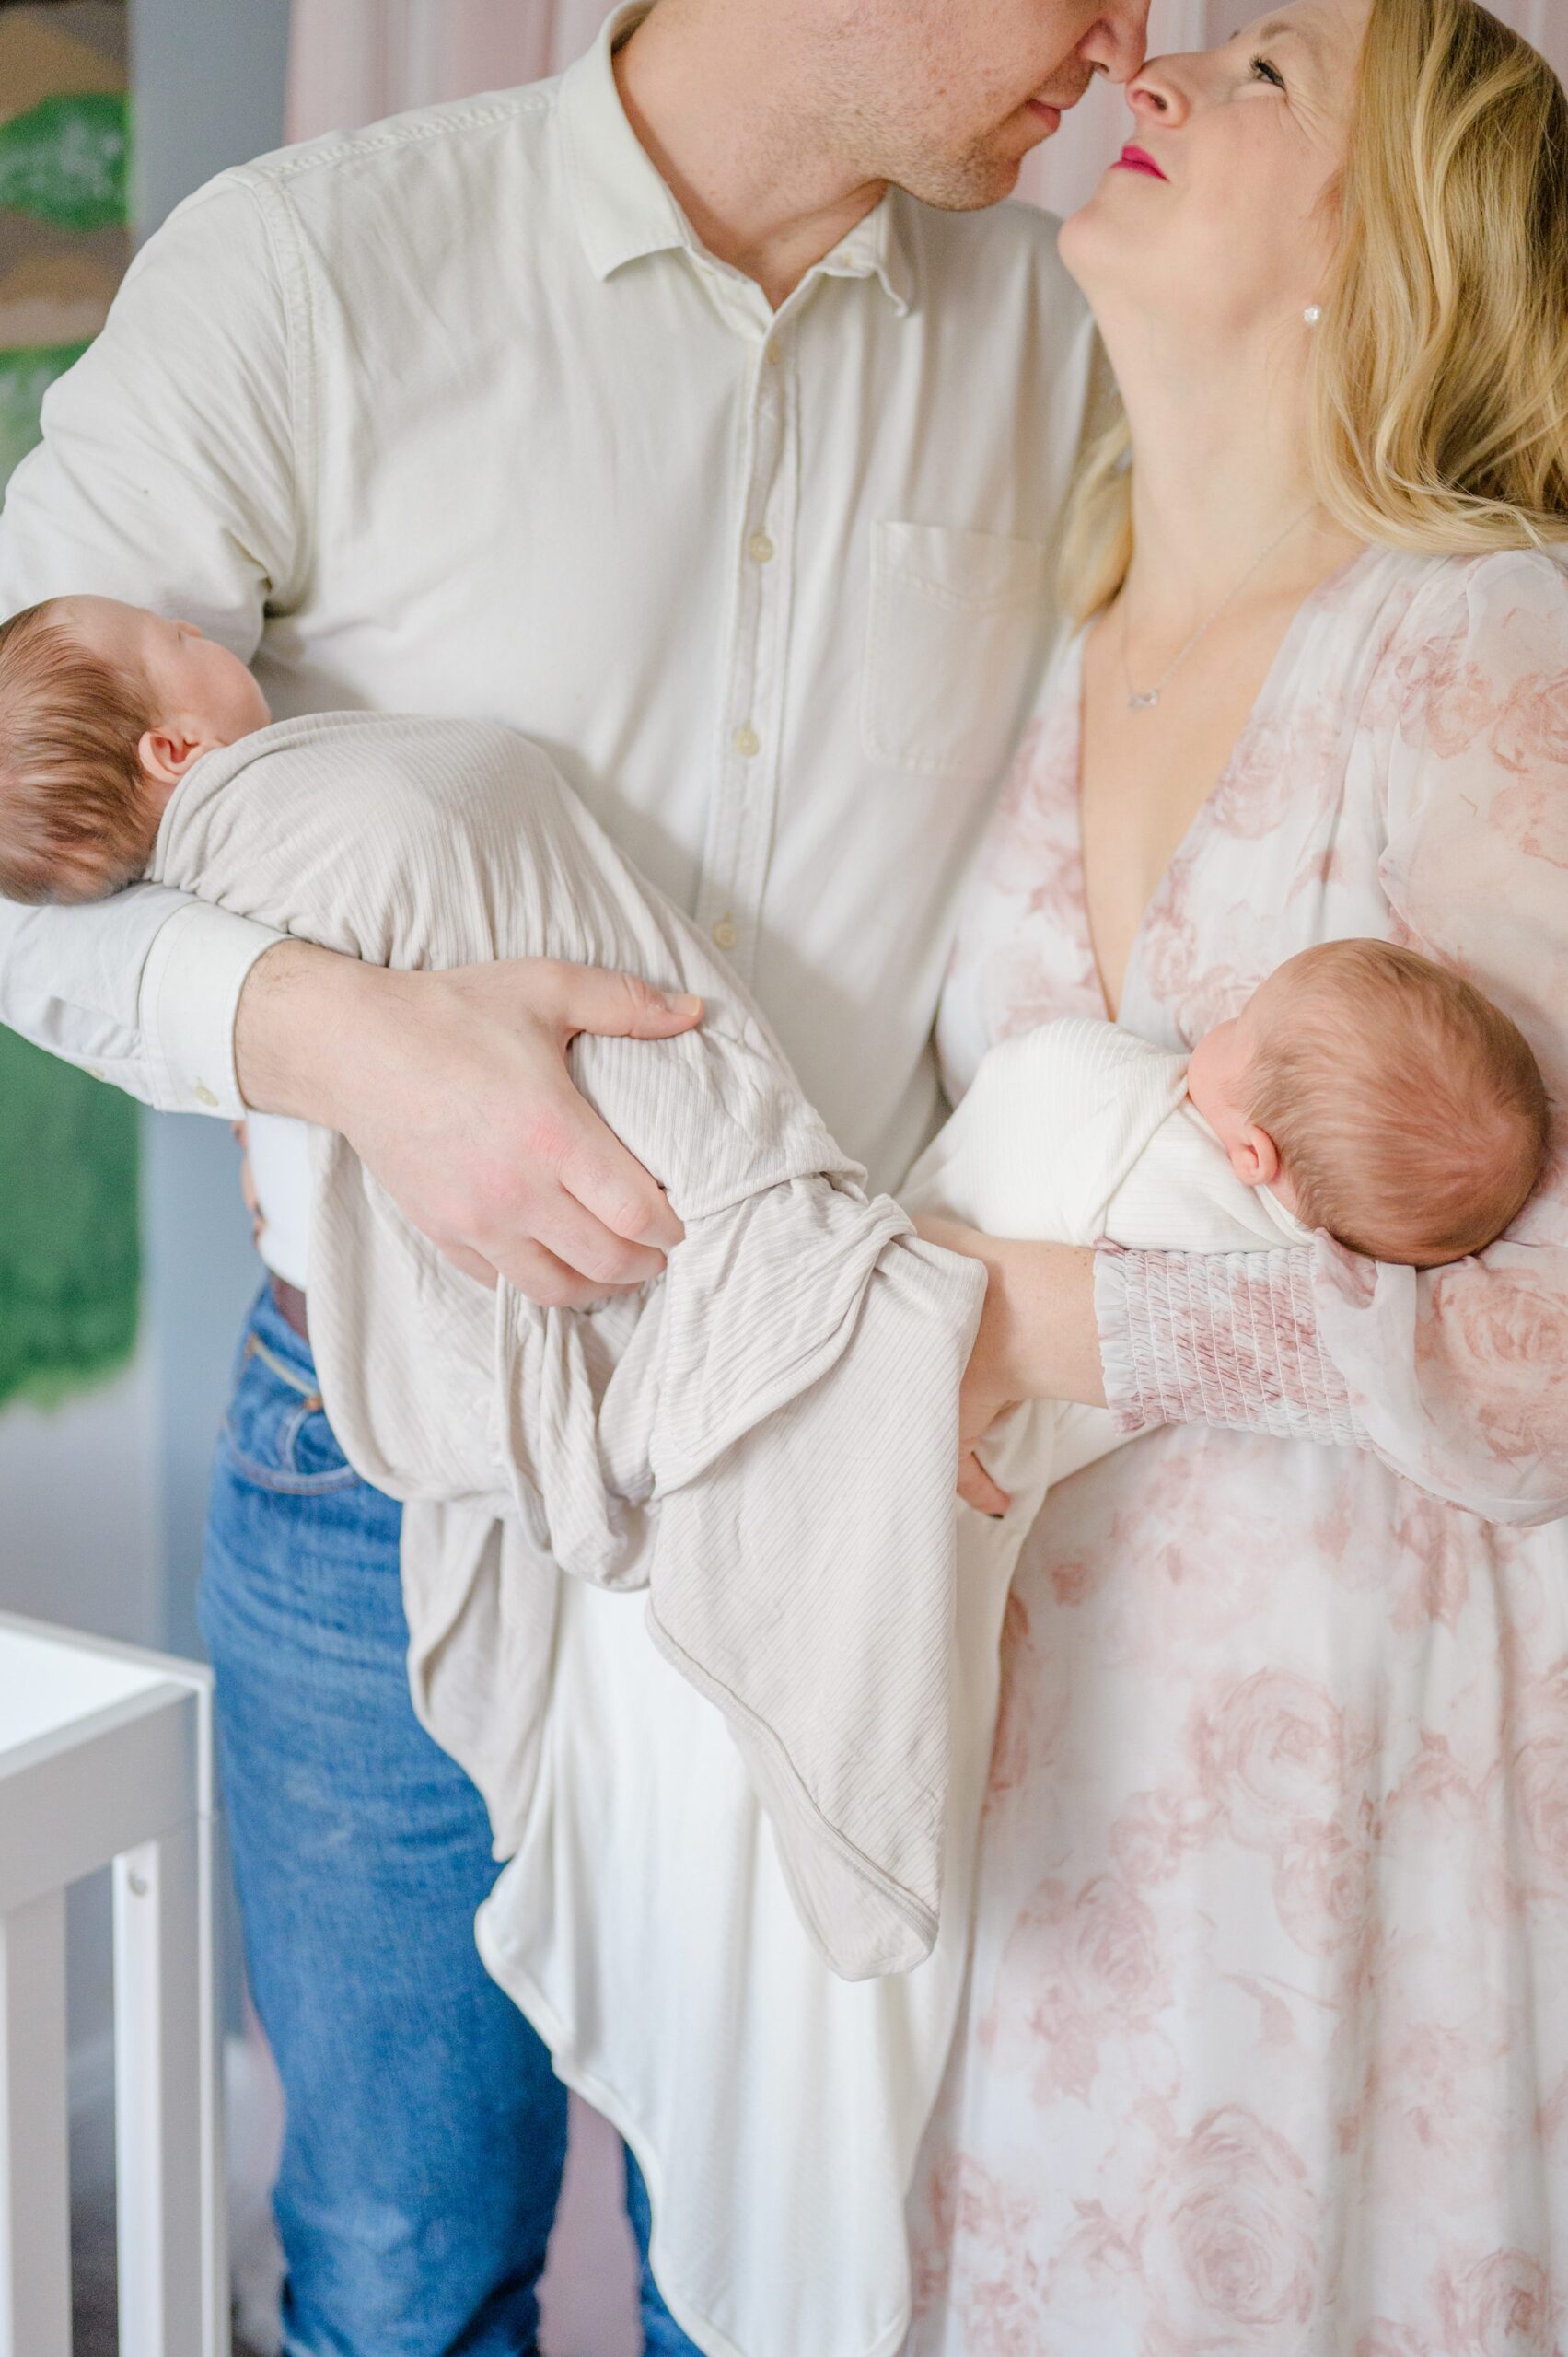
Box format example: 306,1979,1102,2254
1114,144,1168,180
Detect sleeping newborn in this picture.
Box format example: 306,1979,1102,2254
917,932,1548,1272
0,590,1554,2355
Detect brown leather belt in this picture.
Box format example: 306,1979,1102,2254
270,1274,311,1346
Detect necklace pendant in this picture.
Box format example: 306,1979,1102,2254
1127,689,1160,711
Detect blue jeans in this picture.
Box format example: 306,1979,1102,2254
201,1283,698,2357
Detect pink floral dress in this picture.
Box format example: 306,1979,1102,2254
905,545,1568,2357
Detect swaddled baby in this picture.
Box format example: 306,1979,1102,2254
0,591,1554,2356
1,594,1003,1984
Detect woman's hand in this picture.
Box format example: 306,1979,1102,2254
235,941,703,1304
916,1217,1106,1514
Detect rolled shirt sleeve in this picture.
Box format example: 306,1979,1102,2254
0,168,303,1111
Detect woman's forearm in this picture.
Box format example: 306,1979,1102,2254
915,1221,1103,1512
919,1220,1107,1408
981,1235,1106,1407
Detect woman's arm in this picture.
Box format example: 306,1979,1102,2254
1071,554,1568,1526
917,1218,1102,1510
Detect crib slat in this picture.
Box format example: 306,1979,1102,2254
0,1887,70,2357
115,1824,218,2357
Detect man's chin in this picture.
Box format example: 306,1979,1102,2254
900,162,1022,214
900,136,1042,215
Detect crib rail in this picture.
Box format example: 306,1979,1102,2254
0,1612,224,2357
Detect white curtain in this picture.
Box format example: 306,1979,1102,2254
285,0,609,141
286,0,1568,211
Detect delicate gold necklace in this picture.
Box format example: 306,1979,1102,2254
1119,506,1318,713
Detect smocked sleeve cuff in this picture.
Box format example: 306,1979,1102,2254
1094,1240,1369,1450
138,899,284,1117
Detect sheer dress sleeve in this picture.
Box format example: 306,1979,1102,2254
1097,552,1568,1527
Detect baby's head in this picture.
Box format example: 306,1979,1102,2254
0,595,269,904
1186,940,1551,1268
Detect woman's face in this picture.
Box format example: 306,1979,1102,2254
1059,0,1369,343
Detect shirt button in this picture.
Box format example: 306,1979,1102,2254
712,915,738,951
749,531,775,565
732,724,761,759
193,1083,219,1108
765,343,784,366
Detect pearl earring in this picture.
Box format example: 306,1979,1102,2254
1304,304,1323,327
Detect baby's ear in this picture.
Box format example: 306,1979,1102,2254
138,725,206,790
1227,1122,1282,1190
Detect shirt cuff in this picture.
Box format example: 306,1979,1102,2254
137,899,284,1117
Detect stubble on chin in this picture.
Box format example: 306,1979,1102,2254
889,134,1033,214
891,80,1090,215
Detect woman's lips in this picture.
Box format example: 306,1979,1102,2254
1114,144,1168,180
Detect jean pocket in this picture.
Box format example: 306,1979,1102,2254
222,1329,361,1495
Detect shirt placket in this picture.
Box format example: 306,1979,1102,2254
694,293,801,991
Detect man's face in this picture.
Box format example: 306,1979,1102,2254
809,0,1151,210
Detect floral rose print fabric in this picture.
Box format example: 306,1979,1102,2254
908,549,1568,2355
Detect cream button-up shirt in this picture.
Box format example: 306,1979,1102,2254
0,3,1094,1258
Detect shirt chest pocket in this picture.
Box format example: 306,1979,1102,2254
862,522,1051,784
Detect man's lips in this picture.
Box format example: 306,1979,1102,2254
1026,99,1063,133
1114,144,1168,180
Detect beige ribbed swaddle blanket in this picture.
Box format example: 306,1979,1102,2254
150,712,984,1981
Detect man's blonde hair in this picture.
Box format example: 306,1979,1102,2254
0,600,154,904
1061,0,1568,620
1247,939,1550,1265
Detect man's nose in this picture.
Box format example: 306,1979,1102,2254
1079,0,1153,86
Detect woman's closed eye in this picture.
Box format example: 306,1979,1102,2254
1249,52,1287,91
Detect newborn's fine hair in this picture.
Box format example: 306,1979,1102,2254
0,598,154,905
1248,938,1551,1266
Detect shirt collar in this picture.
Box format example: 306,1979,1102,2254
558,1,912,318
558,5,686,282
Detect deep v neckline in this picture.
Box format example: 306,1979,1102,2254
1070,546,1375,1030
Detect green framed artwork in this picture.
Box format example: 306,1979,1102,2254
0,0,138,1410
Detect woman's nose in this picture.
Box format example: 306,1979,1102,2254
1127,57,1191,124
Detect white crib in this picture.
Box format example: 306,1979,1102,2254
0,1611,225,2357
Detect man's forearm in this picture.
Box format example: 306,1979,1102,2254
233,937,372,1120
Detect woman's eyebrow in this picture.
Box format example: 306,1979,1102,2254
1248,16,1325,67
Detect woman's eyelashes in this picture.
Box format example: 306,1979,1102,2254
1249,52,1287,90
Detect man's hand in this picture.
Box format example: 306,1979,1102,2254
915,1216,1107,1515
235,941,703,1305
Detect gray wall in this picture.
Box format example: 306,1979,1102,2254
133,0,292,234
132,0,294,1658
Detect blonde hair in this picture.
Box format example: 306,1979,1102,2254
0,600,156,905
1246,939,1550,1266
1061,0,1568,620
